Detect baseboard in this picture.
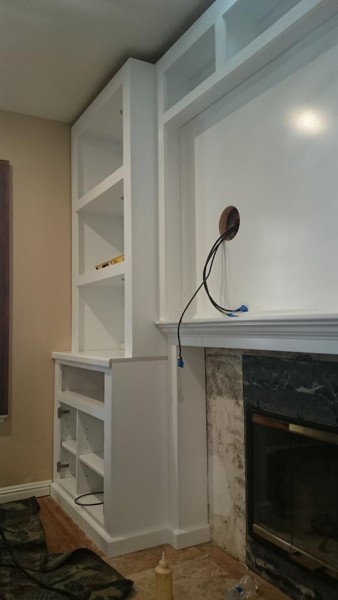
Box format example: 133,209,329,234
51,482,168,557
51,481,211,556
0,480,51,504
167,523,211,549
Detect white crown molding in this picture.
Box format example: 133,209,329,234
156,314,338,354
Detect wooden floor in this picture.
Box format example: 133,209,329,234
38,495,103,555
38,496,291,600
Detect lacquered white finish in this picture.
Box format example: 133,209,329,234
72,58,165,357
52,356,171,556
191,34,338,319
153,0,338,561
52,0,338,562
157,0,338,326
157,314,338,355
166,345,210,547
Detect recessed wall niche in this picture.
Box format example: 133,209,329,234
179,24,338,320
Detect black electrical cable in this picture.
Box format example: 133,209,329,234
203,232,235,315
74,491,104,507
0,525,78,599
177,223,240,366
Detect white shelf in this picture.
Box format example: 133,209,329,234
76,262,125,287
61,439,77,455
57,391,104,420
79,451,104,477
53,349,126,367
76,168,124,216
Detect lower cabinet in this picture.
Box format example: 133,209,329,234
51,353,168,557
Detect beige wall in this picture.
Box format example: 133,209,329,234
0,110,71,487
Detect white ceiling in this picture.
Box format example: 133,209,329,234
0,0,215,124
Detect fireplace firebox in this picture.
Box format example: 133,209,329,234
250,412,338,577
243,354,338,600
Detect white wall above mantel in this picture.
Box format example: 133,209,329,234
156,314,338,355
157,1,338,336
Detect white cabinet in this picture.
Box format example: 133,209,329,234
72,58,164,357
52,360,106,529
52,58,168,556
52,355,168,556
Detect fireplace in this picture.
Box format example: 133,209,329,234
250,412,338,576
243,354,338,600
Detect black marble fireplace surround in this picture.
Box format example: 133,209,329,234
243,354,338,600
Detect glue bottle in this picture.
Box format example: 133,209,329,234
155,551,173,600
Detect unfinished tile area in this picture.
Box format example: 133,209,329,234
38,496,291,599
111,542,291,600
206,348,246,561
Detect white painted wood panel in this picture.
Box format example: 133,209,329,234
187,26,338,317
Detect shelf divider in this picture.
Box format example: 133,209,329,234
79,451,104,477
76,262,125,288
76,167,124,215
61,439,77,455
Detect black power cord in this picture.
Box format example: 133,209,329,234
0,525,78,599
177,223,247,367
74,491,104,507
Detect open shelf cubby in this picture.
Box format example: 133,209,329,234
59,448,76,492
75,86,123,198
78,283,125,352
225,0,301,61
78,411,104,463
78,210,124,276
77,462,104,525
61,365,105,403
77,170,124,277
164,26,216,111
60,403,77,445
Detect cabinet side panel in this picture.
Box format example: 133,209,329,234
109,359,168,535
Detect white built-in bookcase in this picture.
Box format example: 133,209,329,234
51,0,338,560
72,58,164,357
52,59,168,557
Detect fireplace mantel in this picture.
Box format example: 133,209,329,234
157,313,338,355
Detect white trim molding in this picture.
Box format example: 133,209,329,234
52,482,166,557
0,480,51,504
156,314,338,355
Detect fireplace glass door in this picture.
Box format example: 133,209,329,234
250,413,338,578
